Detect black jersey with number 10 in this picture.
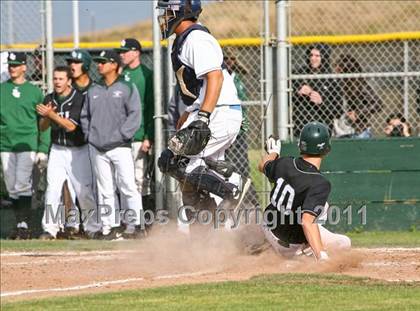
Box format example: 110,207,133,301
263,156,331,244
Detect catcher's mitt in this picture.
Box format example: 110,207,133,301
168,119,211,156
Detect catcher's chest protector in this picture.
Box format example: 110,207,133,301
171,24,210,106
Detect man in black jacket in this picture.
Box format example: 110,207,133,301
292,44,341,137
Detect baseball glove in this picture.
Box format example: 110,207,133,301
168,119,211,156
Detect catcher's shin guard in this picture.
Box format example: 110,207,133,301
185,166,238,200
158,149,238,200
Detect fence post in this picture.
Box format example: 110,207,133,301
45,0,53,93
403,41,409,120
152,0,164,211
72,0,80,49
276,0,289,141
264,0,274,137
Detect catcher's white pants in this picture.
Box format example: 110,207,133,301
90,145,143,233
0,151,35,198
262,224,351,259
42,144,100,237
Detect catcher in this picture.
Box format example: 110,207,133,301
259,122,351,260
157,0,250,226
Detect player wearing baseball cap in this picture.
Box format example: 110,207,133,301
1,52,51,239
116,38,154,225
65,49,93,95
81,50,143,239
259,122,351,261
37,66,100,239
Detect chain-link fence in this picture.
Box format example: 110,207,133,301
4,1,419,212
289,1,420,139
0,0,46,88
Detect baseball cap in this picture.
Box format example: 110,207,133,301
7,52,27,65
93,50,122,66
115,38,142,52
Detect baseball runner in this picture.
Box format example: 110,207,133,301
0,52,50,239
37,66,100,239
80,50,143,239
156,0,250,229
259,122,351,260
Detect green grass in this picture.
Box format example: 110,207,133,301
2,274,420,311
0,239,136,252
1,231,418,253
348,230,420,248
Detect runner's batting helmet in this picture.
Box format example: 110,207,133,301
298,121,331,156
157,0,202,39
65,49,92,73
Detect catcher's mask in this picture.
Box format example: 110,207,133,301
157,0,202,39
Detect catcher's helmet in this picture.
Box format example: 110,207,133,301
65,49,92,73
157,0,202,39
298,121,331,156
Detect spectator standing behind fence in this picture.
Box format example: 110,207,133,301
80,50,143,240
292,44,341,137
223,48,260,208
333,55,382,139
0,52,50,239
37,66,100,240
116,38,154,202
384,113,411,137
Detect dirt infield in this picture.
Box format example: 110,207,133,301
1,226,420,302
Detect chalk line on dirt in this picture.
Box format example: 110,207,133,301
0,271,213,298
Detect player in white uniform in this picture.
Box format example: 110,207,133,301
157,0,250,228
37,66,100,239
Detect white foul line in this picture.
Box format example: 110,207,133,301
1,250,136,257
0,271,211,298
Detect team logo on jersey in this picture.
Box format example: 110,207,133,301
12,87,21,98
317,142,326,149
112,90,123,98
124,73,130,82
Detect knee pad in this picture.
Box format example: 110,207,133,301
157,149,175,173
186,166,237,200
158,149,189,180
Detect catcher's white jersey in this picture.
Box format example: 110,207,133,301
179,30,240,110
